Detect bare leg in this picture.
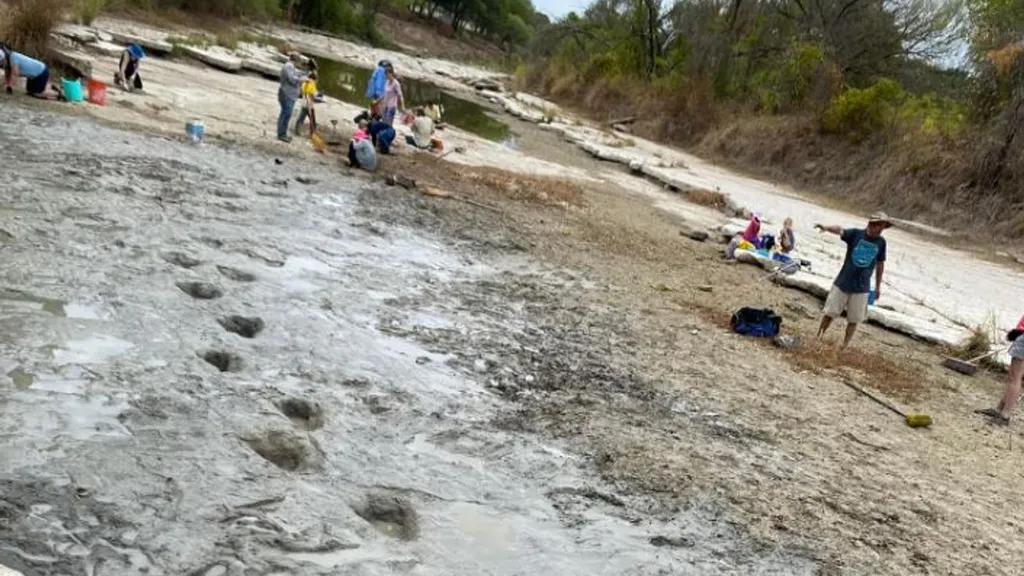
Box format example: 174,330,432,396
999,358,1024,419
818,316,834,338
842,323,859,348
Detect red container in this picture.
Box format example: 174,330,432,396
86,79,106,106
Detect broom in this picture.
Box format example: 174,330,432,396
941,348,1002,376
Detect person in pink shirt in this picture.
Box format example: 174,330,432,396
977,315,1024,425
742,214,761,244
352,120,369,142
381,64,405,126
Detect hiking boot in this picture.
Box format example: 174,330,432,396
278,135,292,143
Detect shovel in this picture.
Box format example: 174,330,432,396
842,379,932,428
941,349,1002,376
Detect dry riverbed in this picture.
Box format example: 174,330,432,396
3,22,1024,576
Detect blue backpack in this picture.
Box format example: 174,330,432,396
730,307,782,338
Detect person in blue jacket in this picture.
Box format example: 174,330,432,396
1,42,50,97
365,60,389,116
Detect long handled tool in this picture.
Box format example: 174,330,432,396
941,348,1003,376
842,379,932,428
764,260,801,282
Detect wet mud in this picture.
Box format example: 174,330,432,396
0,109,817,575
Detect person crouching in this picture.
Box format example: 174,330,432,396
1,42,51,98
115,43,145,91
348,120,378,172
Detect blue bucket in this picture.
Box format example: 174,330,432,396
868,289,877,307
61,78,83,102
185,119,204,144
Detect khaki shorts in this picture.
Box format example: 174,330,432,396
823,286,869,324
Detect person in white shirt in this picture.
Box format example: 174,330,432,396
405,107,435,150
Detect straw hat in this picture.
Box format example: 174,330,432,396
868,212,893,227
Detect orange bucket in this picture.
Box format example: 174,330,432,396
87,79,106,106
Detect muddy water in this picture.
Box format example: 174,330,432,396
0,110,814,575
315,58,512,142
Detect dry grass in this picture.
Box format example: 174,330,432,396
467,168,585,208
691,304,922,401
0,0,67,58
783,339,923,401
374,149,586,210
521,64,718,146
956,323,994,360
71,0,107,25
684,187,727,209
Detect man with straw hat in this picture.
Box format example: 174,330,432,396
814,212,892,348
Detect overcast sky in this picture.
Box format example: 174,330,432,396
533,0,592,18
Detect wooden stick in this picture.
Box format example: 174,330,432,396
841,379,906,418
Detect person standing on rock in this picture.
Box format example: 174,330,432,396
815,212,891,348
294,71,318,137
277,52,304,143
976,317,1024,425
381,64,404,126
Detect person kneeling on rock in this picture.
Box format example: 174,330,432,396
115,43,145,92
1,43,51,98
348,120,378,172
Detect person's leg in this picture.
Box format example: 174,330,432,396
294,106,308,135
819,286,846,338
133,73,143,91
348,142,359,167
843,323,859,348
841,292,869,348
818,316,834,338
1000,357,1024,419
379,128,394,154
277,92,295,140
26,67,49,97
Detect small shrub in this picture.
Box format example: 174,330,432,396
897,94,967,138
822,78,903,142
72,0,107,25
0,0,67,58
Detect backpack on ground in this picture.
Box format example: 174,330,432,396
730,307,782,338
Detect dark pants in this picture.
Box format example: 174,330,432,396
374,126,396,154
26,67,49,96
295,105,316,135
348,141,359,168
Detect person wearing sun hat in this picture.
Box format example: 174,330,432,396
814,212,892,348
115,43,145,92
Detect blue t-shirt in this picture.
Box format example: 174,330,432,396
365,65,386,99
834,228,886,294
6,52,46,78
